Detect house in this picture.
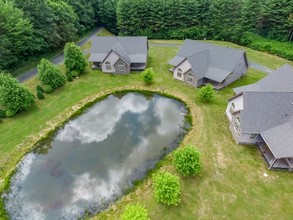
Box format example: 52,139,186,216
168,39,248,90
226,64,293,171
89,36,148,74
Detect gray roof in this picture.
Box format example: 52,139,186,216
234,64,293,94
240,92,293,133
169,39,247,82
89,36,148,63
261,115,293,159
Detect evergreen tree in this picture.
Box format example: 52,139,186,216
64,43,88,74
0,72,35,114
37,59,66,89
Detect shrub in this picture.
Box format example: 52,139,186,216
37,90,45,99
70,70,80,78
198,84,215,102
152,171,181,205
5,109,16,117
36,85,44,93
173,145,202,176
0,109,6,118
66,72,73,82
37,58,66,89
121,204,150,220
43,85,53,94
0,73,35,114
64,42,88,74
143,68,154,85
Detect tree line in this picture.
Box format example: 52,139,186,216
0,0,117,72
117,0,292,42
1,0,292,73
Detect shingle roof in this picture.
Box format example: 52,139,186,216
261,115,293,159
169,39,246,82
234,64,293,94
240,92,293,133
89,36,148,63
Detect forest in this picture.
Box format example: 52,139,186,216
0,0,292,72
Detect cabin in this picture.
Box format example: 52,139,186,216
89,36,148,74
226,64,293,171
168,39,248,90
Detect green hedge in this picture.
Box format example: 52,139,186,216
240,32,293,61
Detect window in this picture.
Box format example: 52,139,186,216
177,68,182,77
229,103,235,113
105,61,111,70
236,116,240,124
187,77,193,82
117,61,125,72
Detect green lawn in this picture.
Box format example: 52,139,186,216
0,41,293,219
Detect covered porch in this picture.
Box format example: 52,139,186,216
92,62,101,69
130,63,146,71
258,142,293,171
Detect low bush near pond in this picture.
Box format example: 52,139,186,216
153,171,181,206
173,144,202,176
121,204,150,220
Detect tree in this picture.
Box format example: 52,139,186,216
143,68,154,85
121,204,150,220
173,144,202,176
152,171,181,205
0,73,35,115
64,42,88,74
198,84,215,102
0,1,34,71
37,59,66,89
98,0,118,34
48,0,79,46
13,0,59,50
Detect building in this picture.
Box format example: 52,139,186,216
226,64,293,171
168,39,248,90
89,36,148,74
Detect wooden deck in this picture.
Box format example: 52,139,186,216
258,143,292,171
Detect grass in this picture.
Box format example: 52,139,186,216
1,40,293,220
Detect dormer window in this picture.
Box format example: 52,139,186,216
177,68,182,77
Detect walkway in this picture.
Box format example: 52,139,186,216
17,27,102,83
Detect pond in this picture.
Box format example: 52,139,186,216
3,92,189,220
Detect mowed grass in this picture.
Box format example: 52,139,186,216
0,41,293,219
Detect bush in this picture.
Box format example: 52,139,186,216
37,90,45,99
121,204,150,220
70,70,80,78
0,73,35,114
173,145,202,176
153,171,181,205
37,58,66,89
36,85,44,93
143,68,154,85
64,42,88,74
66,72,73,82
198,84,215,102
5,109,16,117
43,85,53,94
0,109,6,118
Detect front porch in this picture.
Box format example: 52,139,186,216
92,62,101,69
258,142,293,171
130,63,146,71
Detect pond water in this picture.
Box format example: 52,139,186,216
3,92,188,220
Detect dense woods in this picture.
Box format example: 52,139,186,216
0,0,292,72
117,0,293,42
0,0,116,72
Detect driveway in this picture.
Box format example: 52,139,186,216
17,27,102,83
